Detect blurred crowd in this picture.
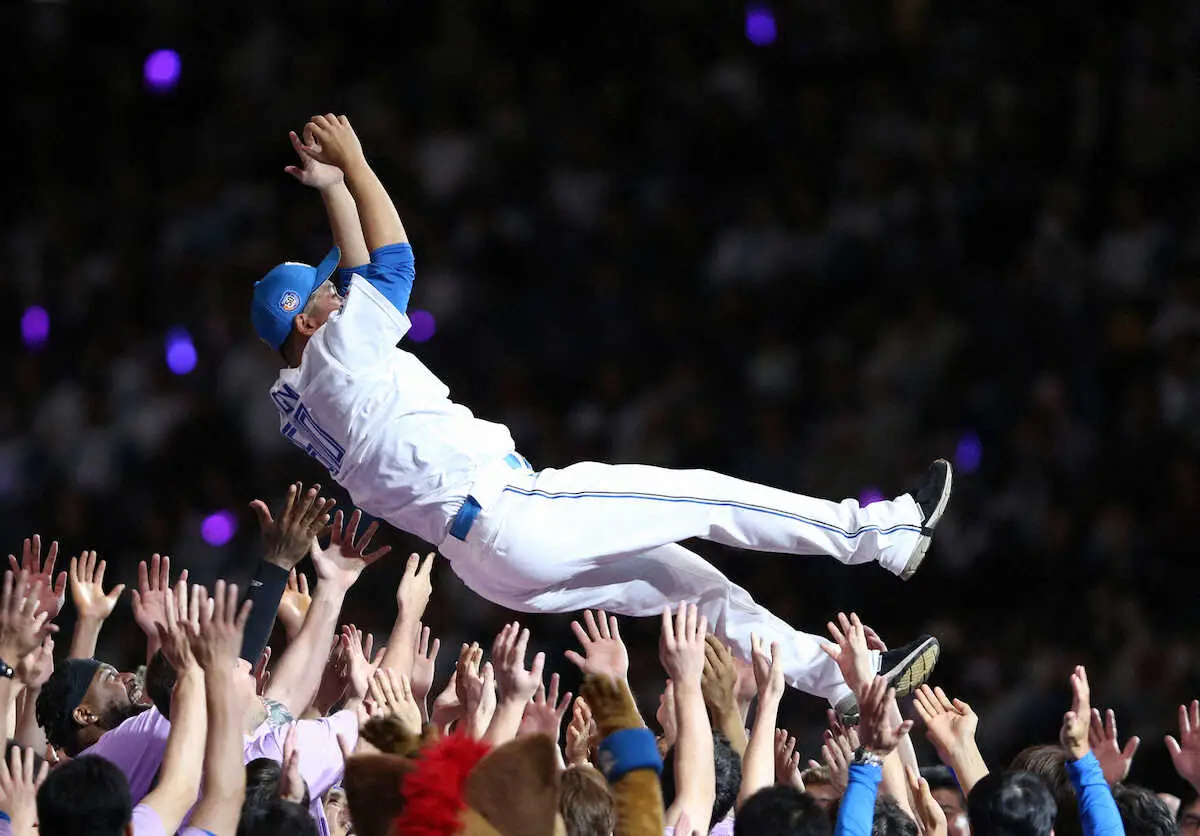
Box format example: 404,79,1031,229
5,0,1200,811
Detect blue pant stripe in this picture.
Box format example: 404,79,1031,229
500,486,921,540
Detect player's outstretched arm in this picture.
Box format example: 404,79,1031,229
286,128,370,271
301,114,408,252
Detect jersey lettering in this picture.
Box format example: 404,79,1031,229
273,383,346,474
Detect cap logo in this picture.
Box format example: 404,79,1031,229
280,290,301,312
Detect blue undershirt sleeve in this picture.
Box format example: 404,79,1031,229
1066,752,1124,836
835,763,883,836
360,243,415,313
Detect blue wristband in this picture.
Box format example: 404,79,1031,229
0,810,11,822
596,728,662,783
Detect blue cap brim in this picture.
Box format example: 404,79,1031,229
315,247,341,286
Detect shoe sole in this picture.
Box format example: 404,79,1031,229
900,460,954,581
883,636,940,698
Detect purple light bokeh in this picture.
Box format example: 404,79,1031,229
144,50,181,91
201,510,237,546
165,327,197,375
745,5,777,46
955,430,983,474
21,306,49,349
408,309,437,343
859,487,885,506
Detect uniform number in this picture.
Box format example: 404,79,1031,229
271,384,346,474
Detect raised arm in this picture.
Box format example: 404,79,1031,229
659,604,714,834
264,509,388,717
738,635,784,809
286,128,370,272
378,553,434,683
66,551,124,660
187,580,253,836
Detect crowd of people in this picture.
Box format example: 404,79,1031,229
0,501,1193,835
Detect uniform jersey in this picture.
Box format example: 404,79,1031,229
268,244,515,545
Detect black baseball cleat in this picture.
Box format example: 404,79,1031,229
834,635,941,725
899,459,953,580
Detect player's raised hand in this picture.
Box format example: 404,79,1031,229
311,508,391,591
249,482,336,571
301,114,365,171
69,550,125,624
285,127,344,190
564,609,629,683
9,535,67,622
658,603,707,686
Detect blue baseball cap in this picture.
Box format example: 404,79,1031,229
251,247,341,350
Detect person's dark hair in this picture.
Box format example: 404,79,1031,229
734,785,832,836
968,770,1058,836
873,795,919,836
661,731,743,830
145,649,176,720
245,757,312,811
1113,784,1175,836
1009,744,1078,836
37,755,132,836
237,798,319,836
922,765,965,800
36,664,84,754
559,765,616,836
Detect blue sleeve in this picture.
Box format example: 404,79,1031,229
334,265,366,296
1066,752,1124,836
360,243,415,313
835,763,882,836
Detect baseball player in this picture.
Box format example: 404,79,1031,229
251,115,952,716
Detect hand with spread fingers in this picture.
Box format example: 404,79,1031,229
519,673,573,743
156,581,203,675
821,611,873,696
774,729,805,791
368,667,423,735
0,745,48,835
249,482,336,571
456,643,497,740
190,579,250,672
1090,707,1139,785
1168,701,1200,792
311,509,391,591
492,622,546,704
659,603,708,687
9,535,67,622
130,554,188,643
68,550,124,624
0,570,54,666
564,609,629,683
410,623,440,710
856,675,913,757
907,764,948,836
912,683,989,794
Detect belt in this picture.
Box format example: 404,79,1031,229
449,453,532,542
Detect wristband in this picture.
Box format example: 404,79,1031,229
0,660,14,680
596,728,662,783
239,561,291,662
852,746,885,768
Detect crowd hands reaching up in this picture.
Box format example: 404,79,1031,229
0,484,1189,835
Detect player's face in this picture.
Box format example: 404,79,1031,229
301,280,344,328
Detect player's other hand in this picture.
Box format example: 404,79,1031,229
301,114,365,172
285,128,344,191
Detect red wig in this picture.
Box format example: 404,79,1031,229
393,733,492,836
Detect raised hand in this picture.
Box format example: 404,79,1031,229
16,635,55,690
456,643,497,740
821,612,873,695
280,724,307,804
311,509,391,591
1167,701,1200,792
9,536,67,621
249,483,336,571
1060,666,1092,761
156,581,202,673
701,635,738,712
368,668,423,734
566,696,595,767
312,636,350,716
285,127,344,190
1090,707,1139,785
68,551,124,623
430,668,463,730
0,745,48,834
0,571,53,665
907,765,949,836
658,604,708,686
492,622,545,704
857,675,913,756
913,685,979,763
253,647,272,697
774,729,805,791
130,554,188,640
750,633,785,705
300,114,366,171
190,580,250,672
410,623,441,707
396,552,435,618
519,673,572,742
277,569,311,641
816,726,858,793
341,624,379,702
564,609,629,683
657,681,678,748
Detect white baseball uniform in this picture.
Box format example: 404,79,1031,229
270,245,923,706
